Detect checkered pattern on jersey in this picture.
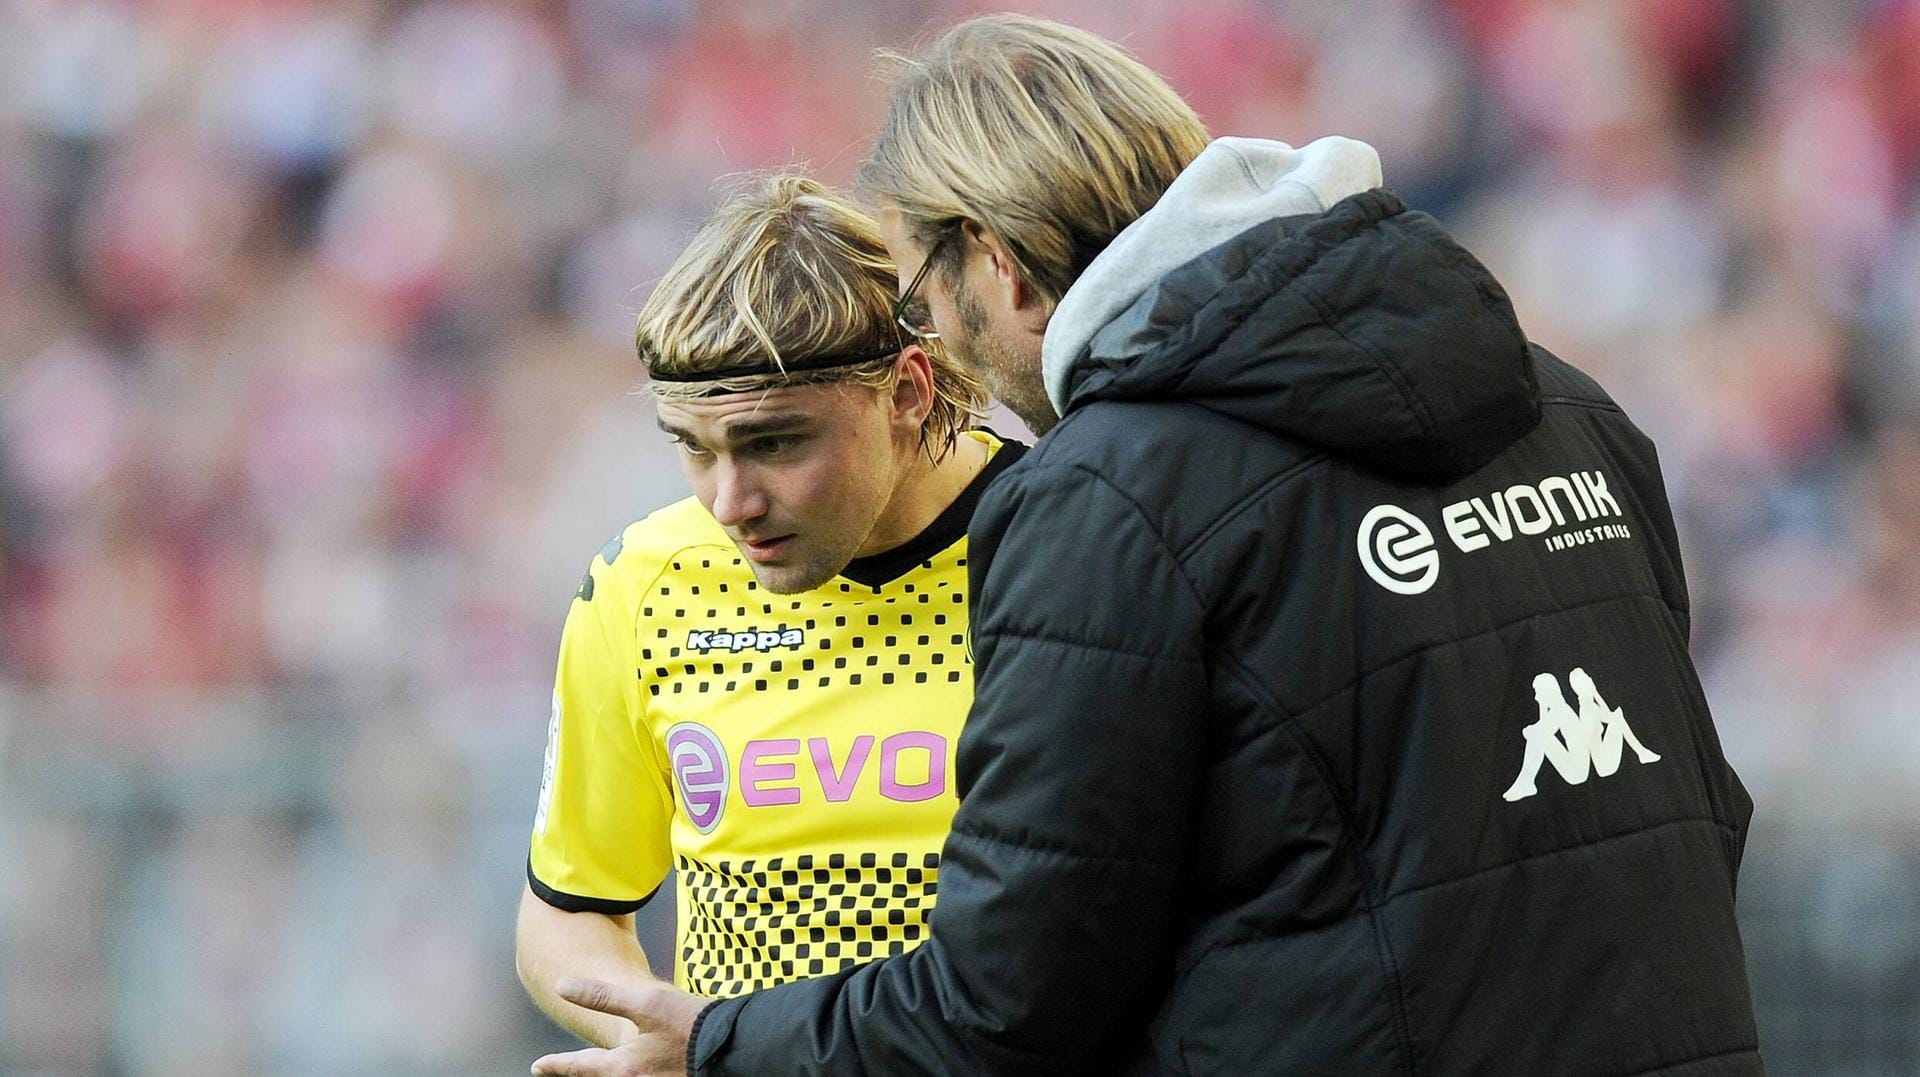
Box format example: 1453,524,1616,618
678,850,941,997
639,573,972,698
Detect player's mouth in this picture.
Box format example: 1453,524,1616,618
740,534,796,562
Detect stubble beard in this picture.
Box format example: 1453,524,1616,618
748,536,859,595
750,560,830,595
956,284,1058,436
745,498,891,594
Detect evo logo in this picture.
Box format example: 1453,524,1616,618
1357,470,1629,594
665,721,952,834
687,627,804,653
1502,668,1661,802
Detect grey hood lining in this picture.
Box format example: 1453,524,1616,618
1041,136,1385,416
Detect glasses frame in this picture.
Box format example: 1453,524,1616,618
891,228,953,342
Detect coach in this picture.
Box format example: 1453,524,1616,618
545,14,1763,1076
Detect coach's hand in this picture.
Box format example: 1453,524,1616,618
532,977,710,1077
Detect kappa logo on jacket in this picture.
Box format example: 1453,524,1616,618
1502,668,1661,802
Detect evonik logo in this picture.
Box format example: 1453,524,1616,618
1440,471,1622,552
1357,505,1440,595
667,721,729,833
687,627,805,653
1356,470,1629,594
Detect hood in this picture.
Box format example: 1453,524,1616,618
1041,136,1539,482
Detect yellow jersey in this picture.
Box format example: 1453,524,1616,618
528,431,1022,997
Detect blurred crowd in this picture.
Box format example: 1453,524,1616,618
1,0,1917,1072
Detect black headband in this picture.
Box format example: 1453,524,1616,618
646,344,902,385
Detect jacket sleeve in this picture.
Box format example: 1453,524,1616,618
1635,435,1755,882
690,460,1210,1076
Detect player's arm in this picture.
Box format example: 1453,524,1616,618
686,461,1210,1075
515,886,653,1047
521,541,678,1046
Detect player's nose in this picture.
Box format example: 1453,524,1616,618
709,460,769,528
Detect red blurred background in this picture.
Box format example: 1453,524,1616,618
1,0,1917,1072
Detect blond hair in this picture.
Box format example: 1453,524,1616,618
636,173,986,457
859,15,1210,308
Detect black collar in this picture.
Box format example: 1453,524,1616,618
839,435,1027,588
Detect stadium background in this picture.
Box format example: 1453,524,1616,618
1,0,1916,1072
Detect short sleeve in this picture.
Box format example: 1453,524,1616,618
527,561,675,914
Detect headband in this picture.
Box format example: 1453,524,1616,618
646,344,902,384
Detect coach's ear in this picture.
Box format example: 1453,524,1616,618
890,344,937,438
961,219,1047,326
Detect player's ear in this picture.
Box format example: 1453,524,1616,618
890,346,937,435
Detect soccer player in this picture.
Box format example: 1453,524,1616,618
514,175,1015,1056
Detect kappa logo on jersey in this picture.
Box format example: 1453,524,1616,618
668,722,729,833
686,627,805,653
1357,505,1440,594
1502,668,1662,802
1359,470,1630,594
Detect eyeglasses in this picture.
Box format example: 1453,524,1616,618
891,229,952,342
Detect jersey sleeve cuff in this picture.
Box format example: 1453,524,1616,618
526,856,661,915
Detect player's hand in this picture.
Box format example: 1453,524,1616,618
531,977,710,1077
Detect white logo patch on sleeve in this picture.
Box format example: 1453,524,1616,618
534,692,561,835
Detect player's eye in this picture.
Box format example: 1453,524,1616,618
674,439,713,460
751,435,802,457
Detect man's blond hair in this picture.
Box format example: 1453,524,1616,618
636,174,986,457
859,15,1210,308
